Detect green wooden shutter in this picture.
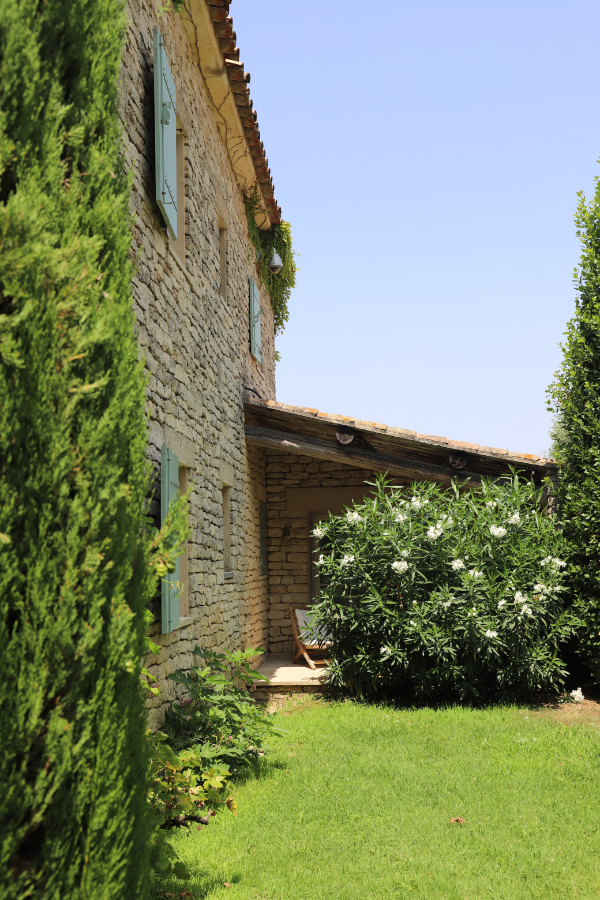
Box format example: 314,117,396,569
249,277,262,363
259,500,267,576
153,27,177,240
161,445,180,634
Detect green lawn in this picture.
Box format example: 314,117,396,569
162,699,600,900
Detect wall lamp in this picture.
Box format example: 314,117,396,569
268,250,283,274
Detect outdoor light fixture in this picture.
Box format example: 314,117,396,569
267,250,283,274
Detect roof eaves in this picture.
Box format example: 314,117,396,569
206,1,282,225
243,397,556,469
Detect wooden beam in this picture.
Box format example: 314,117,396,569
244,425,482,486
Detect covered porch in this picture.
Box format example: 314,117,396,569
244,397,556,663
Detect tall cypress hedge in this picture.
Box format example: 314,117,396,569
548,177,600,683
0,0,155,895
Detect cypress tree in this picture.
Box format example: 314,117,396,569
0,0,156,895
548,175,600,682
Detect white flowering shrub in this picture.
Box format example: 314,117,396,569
311,474,578,702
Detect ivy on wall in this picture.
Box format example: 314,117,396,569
244,186,297,344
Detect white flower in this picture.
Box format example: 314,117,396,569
313,526,326,538
316,554,325,566
515,591,526,603
486,500,497,509
346,511,362,524
392,560,408,573
498,599,506,608
409,620,416,626
340,554,355,566
442,601,452,608
523,606,533,616
541,556,565,571
490,525,507,538
427,526,443,540
485,630,498,638
533,583,546,594
401,549,409,558
451,559,465,570
394,512,407,523
571,687,585,702
508,512,520,525
469,569,483,579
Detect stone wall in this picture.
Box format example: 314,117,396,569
120,0,274,728
265,452,412,655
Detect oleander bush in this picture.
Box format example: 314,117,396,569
311,474,577,702
165,648,283,773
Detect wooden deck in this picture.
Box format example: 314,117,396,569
251,654,332,699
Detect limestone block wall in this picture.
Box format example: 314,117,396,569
265,452,412,655
120,0,274,728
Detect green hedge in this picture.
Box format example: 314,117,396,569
548,176,600,683
0,0,155,895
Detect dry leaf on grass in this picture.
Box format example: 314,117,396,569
224,884,232,889
450,816,466,825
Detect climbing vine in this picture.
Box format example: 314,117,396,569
244,186,297,341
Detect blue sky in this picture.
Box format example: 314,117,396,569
233,0,600,455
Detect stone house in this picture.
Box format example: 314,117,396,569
121,0,557,726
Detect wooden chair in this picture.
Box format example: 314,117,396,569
289,604,332,670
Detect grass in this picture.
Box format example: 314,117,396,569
160,698,600,900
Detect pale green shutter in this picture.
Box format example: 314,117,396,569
249,277,262,363
153,27,177,240
161,445,180,634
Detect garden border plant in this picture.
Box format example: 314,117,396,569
311,473,577,703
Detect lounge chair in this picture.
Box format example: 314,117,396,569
289,604,332,670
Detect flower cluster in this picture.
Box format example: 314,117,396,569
394,512,407,523
490,525,507,538
571,687,584,702
392,560,408,573
541,556,566,571
340,554,355,566
508,512,520,525
427,525,443,540
346,511,363,524
469,569,483,579
451,559,465,570
410,497,428,511
485,630,498,638
313,526,326,539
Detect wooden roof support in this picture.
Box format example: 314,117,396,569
245,425,483,487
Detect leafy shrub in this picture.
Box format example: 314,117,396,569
147,732,235,882
547,175,600,682
165,648,283,772
312,475,577,702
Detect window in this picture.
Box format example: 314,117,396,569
222,486,233,579
220,462,234,581
160,445,191,633
249,277,262,362
259,500,267,576
219,222,227,300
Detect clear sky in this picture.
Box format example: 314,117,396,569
233,0,600,456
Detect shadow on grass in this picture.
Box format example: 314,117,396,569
231,754,287,788
151,869,242,899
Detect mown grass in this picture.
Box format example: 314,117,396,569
161,698,600,900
